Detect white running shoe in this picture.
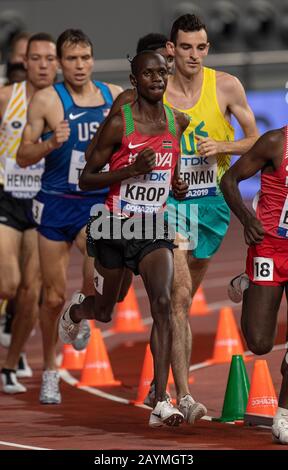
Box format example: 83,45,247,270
1,368,27,393
58,292,90,350
39,370,61,404
144,383,171,408
16,353,33,378
178,394,207,424
272,418,288,445
227,273,249,303
149,399,184,427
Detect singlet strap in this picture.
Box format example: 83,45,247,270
122,103,135,136
53,83,73,111
93,81,113,107
164,104,176,137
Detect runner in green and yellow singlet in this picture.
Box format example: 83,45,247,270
163,13,259,419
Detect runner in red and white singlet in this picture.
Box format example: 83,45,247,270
58,51,190,428
106,102,179,215
221,126,288,444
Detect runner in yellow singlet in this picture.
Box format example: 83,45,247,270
162,13,259,420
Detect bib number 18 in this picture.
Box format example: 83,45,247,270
253,257,273,281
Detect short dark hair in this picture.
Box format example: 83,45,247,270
170,14,207,45
10,31,31,54
56,29,93,58
131,50,164,76
27,32,55,55
136,33,168,54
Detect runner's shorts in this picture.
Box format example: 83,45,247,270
166,194,230,259
246,234,288,286
86,209,176,275
0,185,35,231
33,191,107,243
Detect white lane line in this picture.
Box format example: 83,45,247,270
59,342,287,426
0,441,51,450
60,369,130,404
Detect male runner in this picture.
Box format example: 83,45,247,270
158,13,259,419
85,31,175,163
220,127,288,445
17,29,122,404
0,32,31,347
0,33,57,393
59,51,189,427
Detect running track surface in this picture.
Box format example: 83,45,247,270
0,214,287,450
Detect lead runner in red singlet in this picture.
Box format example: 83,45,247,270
221,126,288,445
58,51,190,427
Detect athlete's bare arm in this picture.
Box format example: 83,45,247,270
198,72,259,157
220,128,284,244
80,112,155,191
172,110,190,199
17,87,70,167
0,85,13,121
85,88,136,161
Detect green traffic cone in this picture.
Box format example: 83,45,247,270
219,354,250,422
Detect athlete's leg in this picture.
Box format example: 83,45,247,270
188,256,210,298
3,229,41,370
0,225,22,299
118,268,133,302
170,237,193,400
242,283,288,444
38,234,71,370
70,256,126,324
75,226,95,296
241,283,283,354
138,248,173,404
276,284,288,409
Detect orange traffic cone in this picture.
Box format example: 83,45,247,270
134,344,171,404
89,319,96,331
168,366,174,385
210,307,249,364
244,359,278,426
112,285,147,333
134,344,154,404
60,344,86,370
190,285,210,316
77,328,121,387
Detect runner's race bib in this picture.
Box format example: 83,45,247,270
68,150,86,191
120,169,171,214
180,154,217,199
277,195,288,238
253,257,274,282
4,158,44,194
68,150,109,191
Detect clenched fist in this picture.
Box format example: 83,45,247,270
50,120,70,149
132,147,156,175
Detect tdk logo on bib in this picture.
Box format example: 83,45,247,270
182,156,209,166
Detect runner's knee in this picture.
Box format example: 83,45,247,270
42,287,66,313
246,335,273,355
0,278,19,300
151,292,171,321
